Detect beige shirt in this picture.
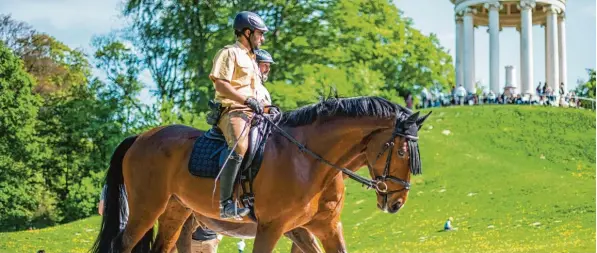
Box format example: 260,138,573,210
209,42,261,107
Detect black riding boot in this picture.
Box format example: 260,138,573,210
219,151,250,219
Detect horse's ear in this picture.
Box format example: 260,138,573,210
416,111,432,125
332,87,339,99
406,111,420,124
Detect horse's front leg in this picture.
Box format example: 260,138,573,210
285,227,323,253
303,175,347,252
252,223,286,253
305,218,346,253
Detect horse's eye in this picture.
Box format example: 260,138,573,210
397,149,406,158
397,142,407,157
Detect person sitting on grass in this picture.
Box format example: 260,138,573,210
444,217,454,231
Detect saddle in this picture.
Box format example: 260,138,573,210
187,108,279,220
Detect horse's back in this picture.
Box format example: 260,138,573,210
137,124,205,142
123,124,205,183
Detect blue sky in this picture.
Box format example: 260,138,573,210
1,0,595,100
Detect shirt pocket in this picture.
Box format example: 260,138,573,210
235,55,255,86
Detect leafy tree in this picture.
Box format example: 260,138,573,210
575,68,596,99
0,42,46,231
0,15,131,225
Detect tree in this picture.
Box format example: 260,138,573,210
0,42,46,231
92,34,149,132
0,14,36,50
575,68,596,99
1,15,133,224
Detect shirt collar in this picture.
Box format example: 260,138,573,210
235,41,255,58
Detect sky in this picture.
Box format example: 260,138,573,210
1,0,595,101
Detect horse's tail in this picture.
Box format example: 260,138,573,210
90,135,153,253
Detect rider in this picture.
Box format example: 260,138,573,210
209,11,268,219
254,49,275,105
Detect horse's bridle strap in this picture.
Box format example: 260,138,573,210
262,115,378,190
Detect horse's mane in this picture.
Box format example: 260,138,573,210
279,96,412,127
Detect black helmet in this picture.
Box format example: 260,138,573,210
255,49,275,63
233,11,268,32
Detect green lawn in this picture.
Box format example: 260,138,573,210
1,105,595,253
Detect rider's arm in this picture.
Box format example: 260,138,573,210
214,79,249,104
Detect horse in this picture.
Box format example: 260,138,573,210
91,96,430,253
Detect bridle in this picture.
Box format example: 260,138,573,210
369,133,414,195
366,119,420,210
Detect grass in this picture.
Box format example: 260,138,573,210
0,105,595,253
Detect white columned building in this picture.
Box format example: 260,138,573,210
450,0,568,95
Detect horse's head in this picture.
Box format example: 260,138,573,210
363,111,431,213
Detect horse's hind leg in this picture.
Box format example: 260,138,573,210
120,206,166,253
153,197,192,253
120,187,171,253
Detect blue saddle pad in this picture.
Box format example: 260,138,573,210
188,129,229,178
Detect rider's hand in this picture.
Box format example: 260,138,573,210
244,97,263,114
269,107,280,115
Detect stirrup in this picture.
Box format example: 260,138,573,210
220,199,250,220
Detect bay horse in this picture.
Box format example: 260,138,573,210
91,96,430,253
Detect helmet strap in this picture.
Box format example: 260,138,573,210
244,30,256,54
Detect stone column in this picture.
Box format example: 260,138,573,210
505,65,516,88
516,25,523,93
462,8,476,93
545,5,560,92
486,2,501,94
472,25,476,93
558,13,567,92
544,24,548,87
519,0,535,95
455,14,464,88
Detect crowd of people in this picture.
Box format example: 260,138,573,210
407,82,593,110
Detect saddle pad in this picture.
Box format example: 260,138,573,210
188,134,227,178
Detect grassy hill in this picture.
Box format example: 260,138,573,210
1,105,595,253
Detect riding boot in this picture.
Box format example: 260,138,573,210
219,151,250,219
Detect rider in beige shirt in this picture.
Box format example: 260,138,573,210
209,11,268,219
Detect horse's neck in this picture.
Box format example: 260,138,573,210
308,117,390,157
265,117,391,199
